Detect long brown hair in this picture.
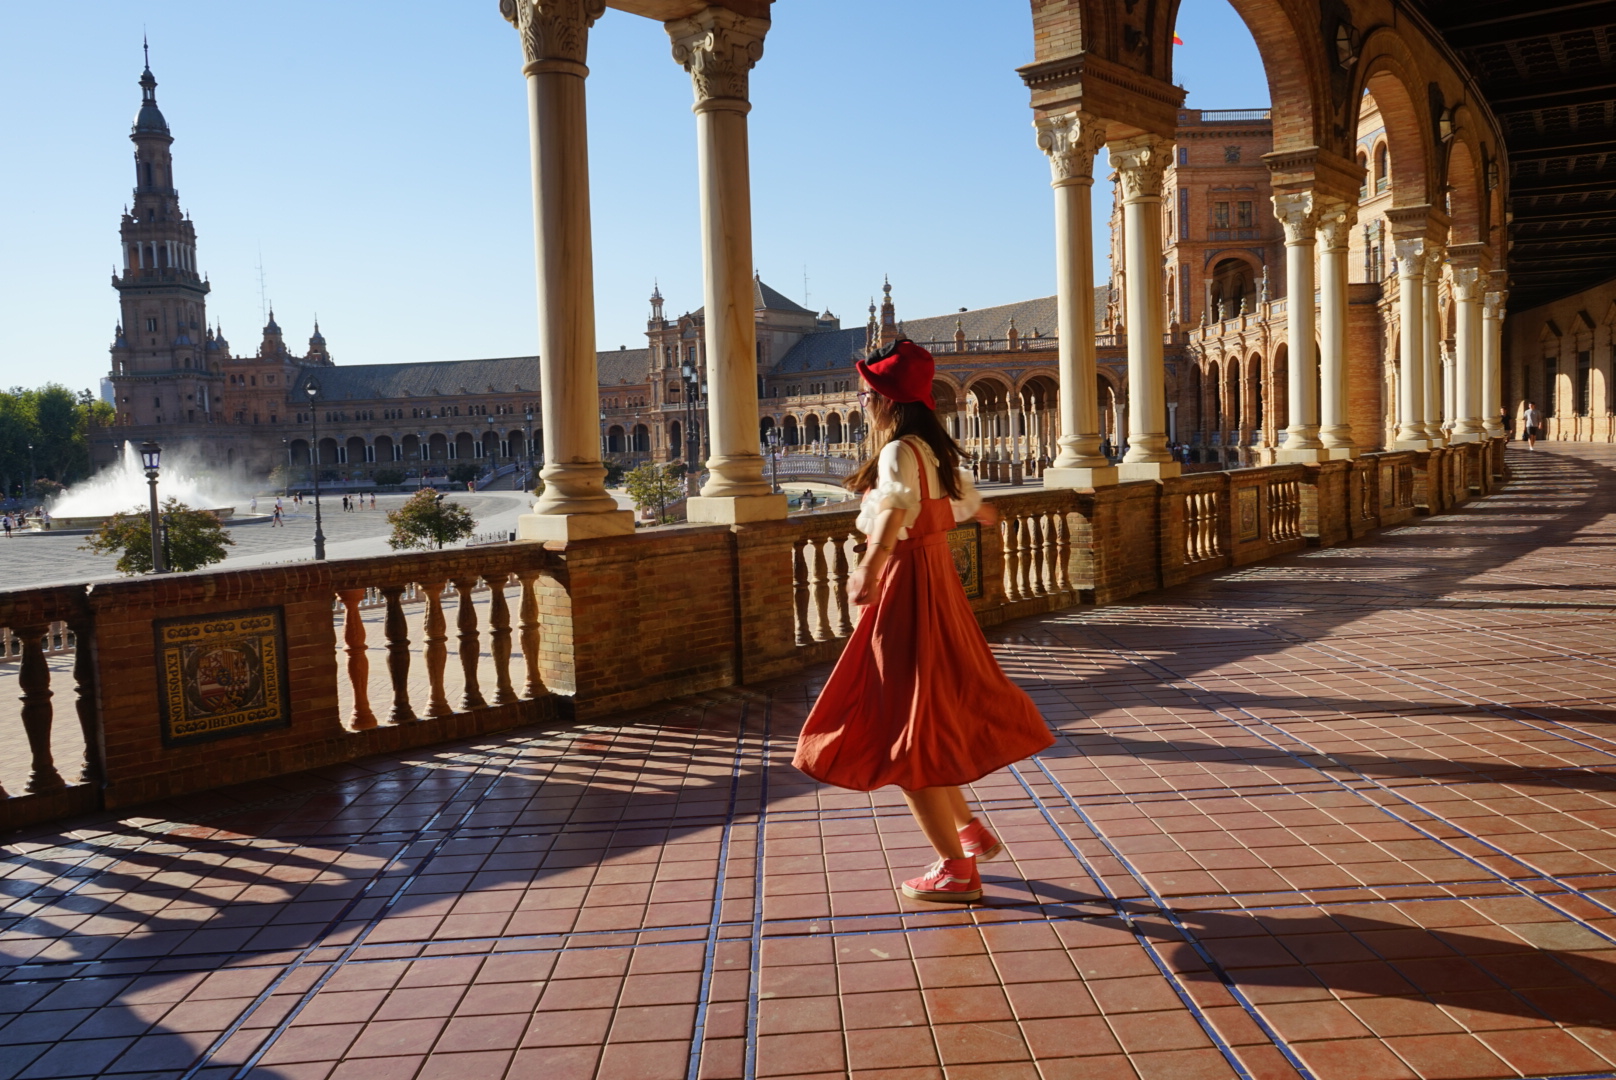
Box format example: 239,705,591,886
846,388,965,500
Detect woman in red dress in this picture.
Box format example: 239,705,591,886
793,339,1054,902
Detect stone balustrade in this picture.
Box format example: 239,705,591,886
0,439,1507,833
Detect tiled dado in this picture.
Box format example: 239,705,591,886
3,444,1616,1080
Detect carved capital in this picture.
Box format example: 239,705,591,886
1035,111,1108,185
1271,191,1319,245
1424,245,1446,281
1393,237,1426,278
667,7,769,108
1451,266,1482,303
1109,135,1168,201
1483,290,1507,319
501,0,605,70
1315,198,1356,251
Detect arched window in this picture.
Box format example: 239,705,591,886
1357,153,1369,198
1375,143,1389,193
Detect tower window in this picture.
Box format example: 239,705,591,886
1212,202,1230,229
1236,201,1254,228
145,317,158,332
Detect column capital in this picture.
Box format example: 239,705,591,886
1315,197,1357,251
1271,191,1320,244
1109,135,1168,201
1483,290,1508,318
1034,111,1107,186
1393,237,1426,277
1424,244,1446,281
667,6,769,111
1451,266,1483,302
500,0,605,73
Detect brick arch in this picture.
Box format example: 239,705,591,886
1354,33,1436,209
1443,125,1485,248
1171,0,1327,154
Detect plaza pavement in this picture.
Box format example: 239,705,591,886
2,444,1616,1079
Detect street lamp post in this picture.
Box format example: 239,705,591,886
306,383,326,561
523,409,535,492
485,415,497,486
140,440,165,573
25,444,35,501
680,362,702,498
765,427,781,494
418,430,428,489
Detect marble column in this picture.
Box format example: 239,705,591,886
1450,266,1484,441
1272,191,1324,461
668,7,785,523
1393,239,1430,449
1036,111,1116,488
1423,248,1445,443
1482,289,1507,437
1110,135,1179,480
1316,199,1356,458
503,0,632,540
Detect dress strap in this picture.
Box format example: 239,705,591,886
904,437,933,501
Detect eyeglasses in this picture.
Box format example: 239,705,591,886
857,390,870,404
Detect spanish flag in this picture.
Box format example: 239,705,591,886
1173,33,1184,44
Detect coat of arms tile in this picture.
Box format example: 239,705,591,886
155,607,292,747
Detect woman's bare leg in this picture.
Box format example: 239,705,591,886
945,786,973,828
903,787,966,859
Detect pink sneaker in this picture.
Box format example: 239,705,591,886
901,857,982,902
959,818,1002,862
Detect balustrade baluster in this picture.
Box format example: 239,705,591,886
488,574,517,705
71,614,100,783
810,538,832,642
381,585,415,724
420,581,452,718
516,571,546,698
1017,515,1034,599
338,590,377,730
1052,512,1071,595
830,535,853,638
793,540,812,646
16,623,64,794
1025,514,1046,596
455,577,487,711
1001,518,1020,601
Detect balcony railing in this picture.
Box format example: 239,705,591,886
0,441,1508,832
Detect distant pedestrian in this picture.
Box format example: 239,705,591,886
2,515,12,539
271,506,283,527
251,497,258,513
1523,402,1542,450
369,493,376,510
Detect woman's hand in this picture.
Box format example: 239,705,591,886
974,503,1000,528
848,565,878,606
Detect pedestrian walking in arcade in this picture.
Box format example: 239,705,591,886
793,338,1054,903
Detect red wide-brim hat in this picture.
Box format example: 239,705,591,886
856,340,936,410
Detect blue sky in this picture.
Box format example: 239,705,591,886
0,1,1267,393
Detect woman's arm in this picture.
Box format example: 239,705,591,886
848,506,904,605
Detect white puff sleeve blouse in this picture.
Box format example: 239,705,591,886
854,437,983,539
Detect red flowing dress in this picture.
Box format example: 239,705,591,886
793,440,1054,791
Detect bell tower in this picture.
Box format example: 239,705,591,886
108,44,216,428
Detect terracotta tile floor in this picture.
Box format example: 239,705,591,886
4,443,1616,1080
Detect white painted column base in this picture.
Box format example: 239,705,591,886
686,493,788,524
1043,465,1119,489
1393,437,1433,451
1447,431,1483,444
1117,461,1182,482
1324,446,1359,461
519,507,635,541
1277,448,1328,464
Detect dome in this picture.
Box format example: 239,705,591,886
133,102,169,135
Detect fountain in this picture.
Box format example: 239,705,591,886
42,442,247,530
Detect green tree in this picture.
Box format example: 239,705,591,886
0,384,117,497
624,463,683,525
603,462,626,488
386,489,477,550
80,499,235,575
373,468,405,486
447,462,479,485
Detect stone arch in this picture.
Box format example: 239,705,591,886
289,438,310,465
632,424,650,453
1208,253,1262,318
1246,351,1266,445
606,425,625,454
782,415,799,446
671,419,685,457
454,432,476,461
346,436,367,466
825,412,843,444
374,435,395,463
427,433,448,462
1270,343,1289,435
804,414,822,444
1354,35,1437,209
